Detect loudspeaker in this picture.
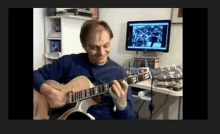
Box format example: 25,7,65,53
47,8,56,16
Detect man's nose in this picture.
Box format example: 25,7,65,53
98,47,105,56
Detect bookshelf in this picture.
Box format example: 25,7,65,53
45,15,92,20
44,15,93,64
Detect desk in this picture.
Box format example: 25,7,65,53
130,79,183,120
130,79,183,97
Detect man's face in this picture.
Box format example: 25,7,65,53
83,27,111,66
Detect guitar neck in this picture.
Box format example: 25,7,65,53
68,72,150,103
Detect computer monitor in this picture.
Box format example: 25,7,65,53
125,20,171,52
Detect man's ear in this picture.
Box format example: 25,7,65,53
82,44,87,52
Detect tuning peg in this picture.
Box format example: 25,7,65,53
168,73,174,79
175,74,181,78
170,65,177,70
162,66,169,72
166,65,170,70
176,65,182,70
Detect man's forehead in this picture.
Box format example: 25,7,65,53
86,30,111,44
89,41,111,47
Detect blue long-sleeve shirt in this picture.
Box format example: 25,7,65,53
33,53,135,120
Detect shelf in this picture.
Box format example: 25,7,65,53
45,15,92,20
45,52,61,60
46,37,61,40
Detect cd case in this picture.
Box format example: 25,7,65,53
50,40,61,52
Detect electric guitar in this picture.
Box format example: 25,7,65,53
33,67,150,120
151,65,183,90
124,65,183,91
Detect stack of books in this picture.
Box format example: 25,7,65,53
56,12,75,17
56,8,92,18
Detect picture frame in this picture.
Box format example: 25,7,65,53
92,8,99,19
171,8,183,23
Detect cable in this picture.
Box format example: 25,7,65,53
134,99,141,104
178,96,182,120
139,94,169,120
149,78,154,120
135,100,146,118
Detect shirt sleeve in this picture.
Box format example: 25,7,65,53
33,55,71,93
114,67,135,120
115,86,135,120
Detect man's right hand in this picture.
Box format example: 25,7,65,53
39,83,67,109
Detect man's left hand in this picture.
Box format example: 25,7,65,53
109,80,128,111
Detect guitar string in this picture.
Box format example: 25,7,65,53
69,73,146,103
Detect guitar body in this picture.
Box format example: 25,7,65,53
33,76,100,120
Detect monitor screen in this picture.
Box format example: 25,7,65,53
125,20,171,52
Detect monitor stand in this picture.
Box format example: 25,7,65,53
143,51,158,59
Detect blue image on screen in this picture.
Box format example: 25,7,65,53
126,20,171,52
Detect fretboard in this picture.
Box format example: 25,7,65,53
67,72,150,103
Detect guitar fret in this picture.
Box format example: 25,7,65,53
138,74,144,81
68,91,72,103
75,92,77,101
104,83,109,92
90,88,93,96
100,84,104,92
76,91,78,100
95,86,100,95
99,85,102,93
132,76,137,83
75,92,78,101
94,86,97,95
79,91,81,100
87,89,90,97
144,73,149,80
136,75,139,82
93,87,96,95
98,86,101,94
127,77,132,84
78,91,79,100
72,92,75,102
82,90,85,99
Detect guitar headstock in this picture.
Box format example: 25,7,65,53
152,65,183,90
153,65,182,81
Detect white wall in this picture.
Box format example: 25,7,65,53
33,8,46,70
99,8,183,120
99,8,182,67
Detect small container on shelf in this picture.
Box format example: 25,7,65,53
50,40,61,52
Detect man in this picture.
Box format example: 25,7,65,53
150,27,159,47
33,19,135,120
